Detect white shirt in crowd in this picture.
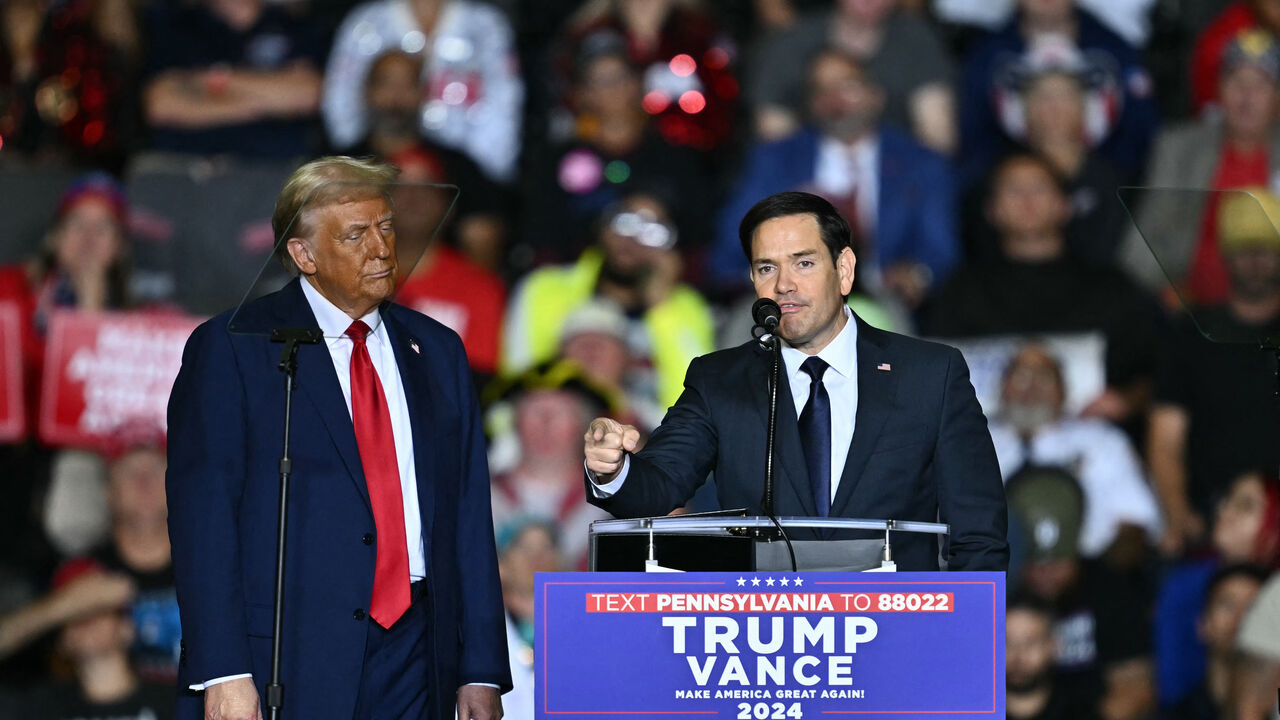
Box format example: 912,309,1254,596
988,416,1162,557
814,135,880,241
321,0,523,181
931,0,1156,47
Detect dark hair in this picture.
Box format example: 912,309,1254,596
1216,470,1280,569
367,50,426,86
43,182,133,310
1202,563,1270,607
1006,592,1055,623
806,45,878,89
738,191,853,267
574,29,636,83
988,151,1071,199
1219,468,1280,501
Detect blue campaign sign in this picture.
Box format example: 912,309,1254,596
535,571,1005,718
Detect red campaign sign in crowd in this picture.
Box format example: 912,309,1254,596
39,309,202,449
0,301,26,442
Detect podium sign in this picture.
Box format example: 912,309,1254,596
536,571,1004,718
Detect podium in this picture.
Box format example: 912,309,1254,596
537,568,1006,717
564,519,1005,716
588,515,950,572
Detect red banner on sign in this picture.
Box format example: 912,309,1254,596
39,309,201,449
0,301,26,442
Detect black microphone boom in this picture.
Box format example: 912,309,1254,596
749,297,796,572
752,298,781,332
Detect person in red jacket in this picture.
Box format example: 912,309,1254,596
1191,0,1280,114
0,172,131,434
390,146,507,381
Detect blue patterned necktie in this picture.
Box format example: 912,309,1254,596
798,356,832,517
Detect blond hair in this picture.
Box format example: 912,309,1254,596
271,156,399,274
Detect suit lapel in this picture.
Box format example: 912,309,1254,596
382,310,435,547
275,280,372,512
746,344,817,517
830,320,899,518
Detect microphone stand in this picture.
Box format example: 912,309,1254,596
753,323,797,571
265,327,324,720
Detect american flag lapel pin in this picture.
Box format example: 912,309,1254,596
877,362,891,372
409,338,420,354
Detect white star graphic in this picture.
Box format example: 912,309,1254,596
736,576,746,587
765,577,776,587
779,577,791,587
751,577,761,587
794,578,804,587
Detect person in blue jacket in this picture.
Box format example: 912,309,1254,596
166,156,510,720
710,48,958,313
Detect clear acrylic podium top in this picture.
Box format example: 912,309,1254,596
588,516,951,573
590,516,950,537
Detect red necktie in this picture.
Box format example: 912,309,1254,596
346,320,411,628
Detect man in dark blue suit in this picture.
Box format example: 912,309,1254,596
166,157,509,720
709,48,958,311
585,192,1007,572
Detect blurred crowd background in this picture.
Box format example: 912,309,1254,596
2,0,1280,718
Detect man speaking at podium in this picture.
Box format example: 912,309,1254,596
166,157,509,720
584,191,1007,571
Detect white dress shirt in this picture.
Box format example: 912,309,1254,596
301,277,426,581
592,307,860,505
988,416,1162,556
814,135,880,239
193,279,426,691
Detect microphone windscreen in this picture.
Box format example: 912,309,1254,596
751,298,781,329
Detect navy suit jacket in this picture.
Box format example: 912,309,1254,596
588,318,1008,572
166,279,511,720
709,127,959,291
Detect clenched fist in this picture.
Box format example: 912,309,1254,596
584,417,640,483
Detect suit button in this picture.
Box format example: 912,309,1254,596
353,609,366,621
362,533,374,545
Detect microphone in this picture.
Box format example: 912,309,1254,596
751,298,781,332
750,295,797,571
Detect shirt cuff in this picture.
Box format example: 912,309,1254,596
586,455,629,498
465,683,501,689
190,673,253,691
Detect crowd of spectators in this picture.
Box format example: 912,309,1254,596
2,0,1280,719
